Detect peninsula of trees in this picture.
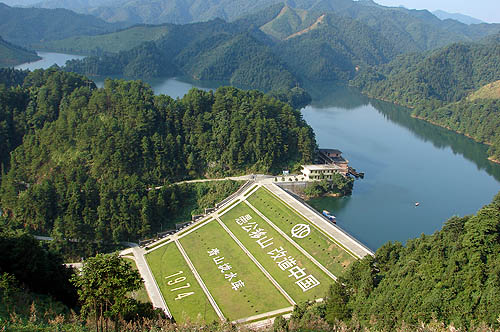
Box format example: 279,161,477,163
0,68,316,257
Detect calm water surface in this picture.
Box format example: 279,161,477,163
303,85,500,250
15,51,84,70
21,52,500,250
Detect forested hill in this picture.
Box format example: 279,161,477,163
293,192,500,330
0,36,40,67
62,6,402,94
351,39,500,161
0,68,316,256
0,3,128,47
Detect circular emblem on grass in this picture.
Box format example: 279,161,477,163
291,224,311,239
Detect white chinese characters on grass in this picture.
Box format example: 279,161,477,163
267,247,320,292
233,214,320,292
207,248,220,256
234,214,274,248
291,224,311,239
295,275,320,292
207,248,245,291
235,214,252,225
231,280,245,290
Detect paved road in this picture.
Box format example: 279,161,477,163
263,183,373,258
148,175,254,191
130,246,172,318
234,306,293,324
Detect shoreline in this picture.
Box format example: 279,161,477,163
488,157,500,165
411,114,495,146
358,97,500,165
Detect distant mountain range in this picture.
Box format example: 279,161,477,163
0,3,129,47
433,10,483,25
2,0,500,100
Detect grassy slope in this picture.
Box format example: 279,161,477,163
259,6,315,40
145,242,219,323
468,80,500,101
41,25,171,54
179,220,290,320
247,188,355,275
219,202,332,302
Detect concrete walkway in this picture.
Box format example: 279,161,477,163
130,246,172,318
174,239,226,321
233,306,294,324
264,183,374,258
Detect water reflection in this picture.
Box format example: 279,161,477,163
369,99,500,182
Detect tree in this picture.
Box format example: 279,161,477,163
71,253,143,332
325,281,351,324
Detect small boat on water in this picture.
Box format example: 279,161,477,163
322,210,336,223
415,202,420,207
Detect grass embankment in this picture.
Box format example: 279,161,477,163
180,221,289,321
247,188,355,275
122,257,151,304
219,202,332,302
145,243,219,323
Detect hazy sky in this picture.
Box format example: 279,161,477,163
375,0,500,23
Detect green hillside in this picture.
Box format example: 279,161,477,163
0,37,40,67
0,2,128,47
61,8,401,93
352,41,500,105
63,19,300,92
275,12,397,82
352,39,500,161
30,0,500,53
259,6,319,40
41,24,172,55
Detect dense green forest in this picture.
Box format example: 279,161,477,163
352,39,500,161
0,68,316,258
0,37,40,67
55,1,499,98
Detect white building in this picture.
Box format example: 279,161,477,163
300,164,347,180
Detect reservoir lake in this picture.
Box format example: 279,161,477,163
19,52,500,250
